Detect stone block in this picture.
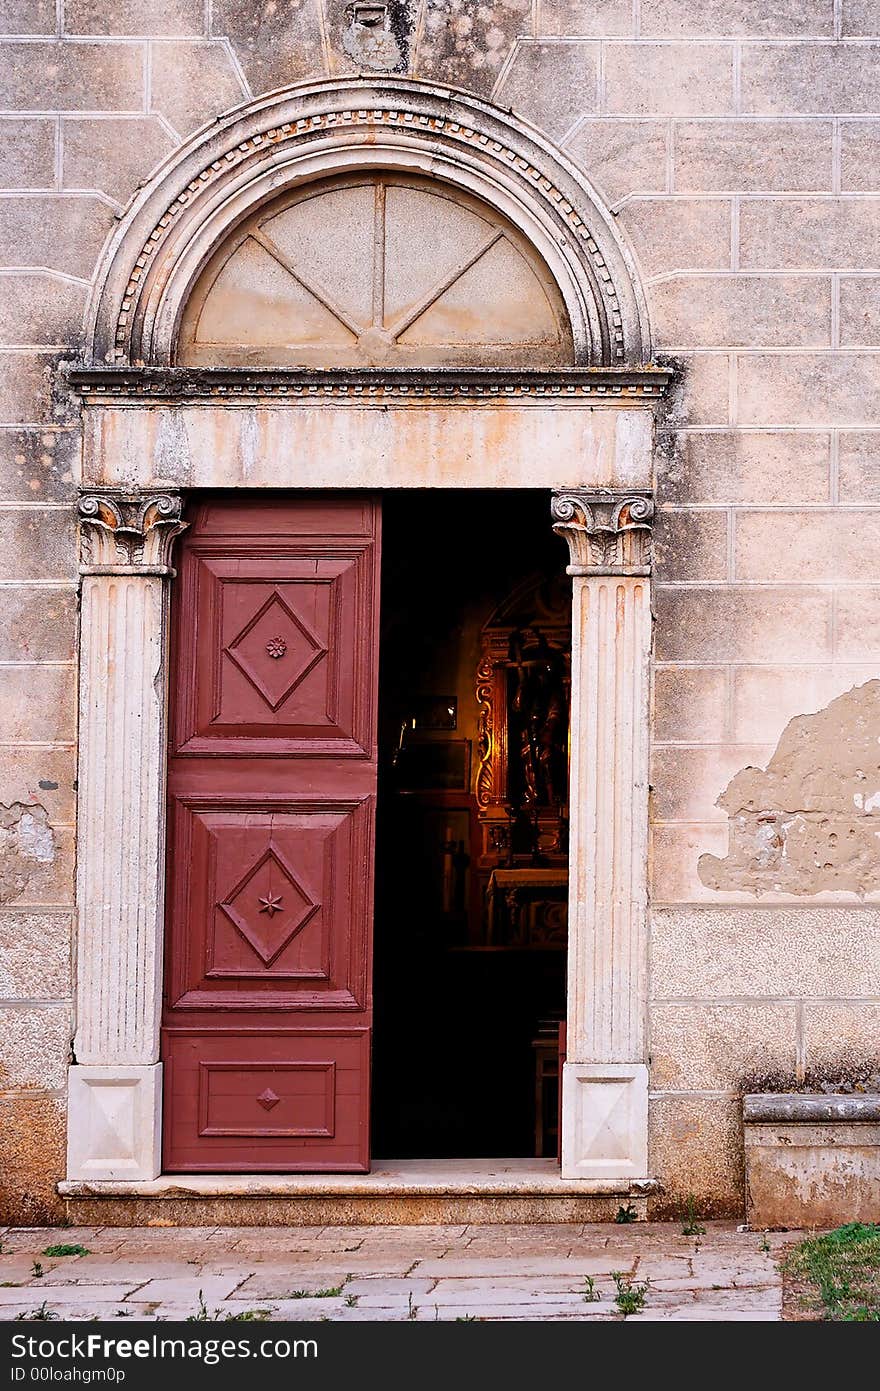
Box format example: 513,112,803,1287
651,744,773,824
650,1004,798,1090
0,744,76,821
734,508,880,581
603,42,735,116
802,1002,880,1077
640,0,833,36
652,666,728,743
0,588,76,661
0,351,55,423
842,0,880,36
737,352,880,426
64,0,203,34
0,663,76,742
0,1093,66,1224
0,39,144,110
564,119,668,205
731,665,880,744
651,274,831,348
66,1064,158,1182
673,119,833,193
0,509,76,580
62,116,176,203
837,587,880,658
654,585,833,661
840,275,880,345
0,1004,71,1088
617,198,731,277
663,353,732,426
648,1094,744,1217
0,275,86,347
650,906,880,997
0,909,71,999
0,427,79,503
414,0,530,98
653,509,728,582
561,1063,648,1181
0,814,74,908
0,197,116,280
494,41,598,139
213,0,328,95
2,0,55,33
740,197,880,271
839,431,880,501
145,40,246,138
0,118,55,188
742,42,880,115
656,429,830,505
650,822,731,903
539,0,632,35
744,1100,880,1228
840,121,880,192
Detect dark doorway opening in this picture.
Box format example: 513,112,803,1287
372,490,571,1160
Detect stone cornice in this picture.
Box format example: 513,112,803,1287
68,367,672,406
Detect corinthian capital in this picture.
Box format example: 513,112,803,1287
551,490,654,577
79,491,187,574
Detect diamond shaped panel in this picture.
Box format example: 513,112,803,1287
219,847,319,966
226,590,327,711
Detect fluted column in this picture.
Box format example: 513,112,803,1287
67,492,186,1180
552,491,653,1181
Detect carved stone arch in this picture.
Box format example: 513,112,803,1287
86,76,652,368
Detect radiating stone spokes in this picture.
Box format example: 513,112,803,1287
551,490,654,577
79,491,188,573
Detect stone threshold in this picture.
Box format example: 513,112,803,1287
59,1160,658,1226
59,1158,658,1199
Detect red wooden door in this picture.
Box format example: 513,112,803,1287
161,495,380,1171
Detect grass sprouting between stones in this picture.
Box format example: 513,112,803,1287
783,1222,880,1321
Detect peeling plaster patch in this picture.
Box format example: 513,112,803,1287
0,802,56,903
699,680,880,897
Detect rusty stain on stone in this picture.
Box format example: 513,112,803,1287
700,680,880,897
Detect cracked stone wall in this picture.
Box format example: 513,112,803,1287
2,0,880,1219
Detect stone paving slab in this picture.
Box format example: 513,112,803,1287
0,1221,789,1322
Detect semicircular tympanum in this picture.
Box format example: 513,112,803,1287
176,175,573,369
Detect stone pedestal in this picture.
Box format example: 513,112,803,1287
67,493,185,1182
552,492,653,1181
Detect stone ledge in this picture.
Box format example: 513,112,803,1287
58,1158,659,1200
744,1092,880,1124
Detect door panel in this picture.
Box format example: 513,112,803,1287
162,496,380,1172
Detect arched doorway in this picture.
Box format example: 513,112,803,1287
64,79,665,1201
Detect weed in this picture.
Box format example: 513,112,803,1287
680,1195,706,1237
582,1275,598,1303
43,1244,90,1258
15,1302,58,1321
344,1294,358,1307
225,1309,272,1321
611,1271,648,1317
187,1292,217,1322
289,1286,342,1300
0,1282,20,1288
784,1222,880,1322
614,1203,638,1224
407,1291,418,1320
760,1232,771,1253
115,1310,132,1317
30,1262,44,1279
455,1315,478,1321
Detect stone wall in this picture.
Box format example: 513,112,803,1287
2,0,879,1220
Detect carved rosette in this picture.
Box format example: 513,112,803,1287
79,491,187,574
551,491,654,577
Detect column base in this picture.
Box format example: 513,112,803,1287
67,1063,162,1181
561,1062,648,1181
